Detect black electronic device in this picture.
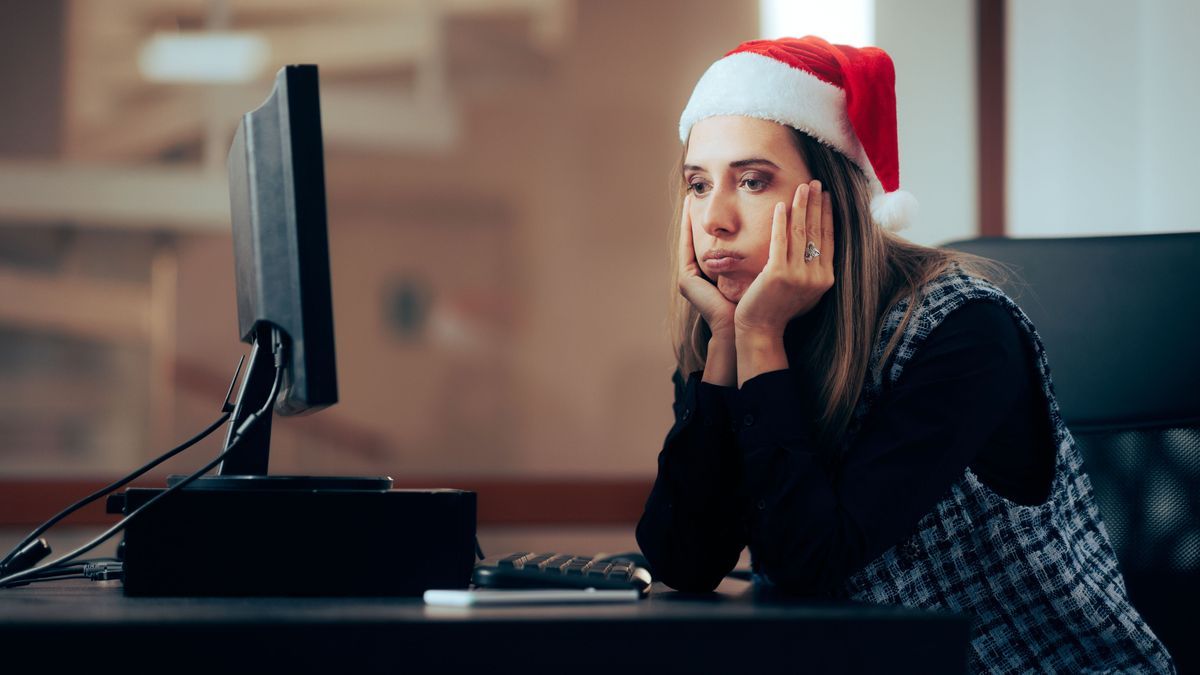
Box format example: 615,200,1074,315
223,62,337,474
472,552,653,594
109,486,475,596
108,65,476,596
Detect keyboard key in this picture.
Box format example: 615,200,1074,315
608,565,633,581
472,552,652,594
585,563,612,578
499,553,530,568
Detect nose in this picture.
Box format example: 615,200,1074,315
697,184,740,238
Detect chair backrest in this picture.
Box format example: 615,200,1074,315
944,232,1200,673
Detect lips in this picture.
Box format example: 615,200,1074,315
702,250,744,273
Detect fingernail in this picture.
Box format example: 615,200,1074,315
812,180,821,191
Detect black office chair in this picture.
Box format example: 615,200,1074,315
944,232,1200,674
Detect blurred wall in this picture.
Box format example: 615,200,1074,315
1008,0,1200,236
875,0,978,246
0,1,65,157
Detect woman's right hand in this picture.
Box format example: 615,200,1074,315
677,195,736,339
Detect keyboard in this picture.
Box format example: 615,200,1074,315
472,552,653,594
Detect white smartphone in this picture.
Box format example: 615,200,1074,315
423,588,641,607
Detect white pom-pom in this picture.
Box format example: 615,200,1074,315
870,190,919,232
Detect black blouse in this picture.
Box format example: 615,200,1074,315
635,300,1057,595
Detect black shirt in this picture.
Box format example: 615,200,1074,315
635,300,1057,595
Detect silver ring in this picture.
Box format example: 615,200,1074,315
804,241,821,263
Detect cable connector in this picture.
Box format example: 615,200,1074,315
234,411,262,439
83,561,123,581
0,538,51,577
271,327,287,368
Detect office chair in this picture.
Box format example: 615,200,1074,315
943,232,1200,674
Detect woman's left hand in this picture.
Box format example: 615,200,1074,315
734,180,836,337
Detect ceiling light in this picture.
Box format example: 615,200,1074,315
138,32,270,84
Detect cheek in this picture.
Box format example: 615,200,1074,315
744,207,776,264
690,221,704,255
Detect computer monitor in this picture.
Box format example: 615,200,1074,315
229,63,336,418
212,64,382,486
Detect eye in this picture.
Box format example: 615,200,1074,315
740,174,771,192
686,180,711,196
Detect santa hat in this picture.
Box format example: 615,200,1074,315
678,36,917,231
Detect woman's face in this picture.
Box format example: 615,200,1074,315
683,116,814,303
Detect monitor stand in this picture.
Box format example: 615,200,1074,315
182,324,391,491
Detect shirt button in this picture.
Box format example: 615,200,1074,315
681,407,691,422
757,500,767,510
743,413,755,427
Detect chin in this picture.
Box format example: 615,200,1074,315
716,277,749,304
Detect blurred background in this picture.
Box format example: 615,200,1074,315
0,0,1196,543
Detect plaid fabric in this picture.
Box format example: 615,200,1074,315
838,270,1175,674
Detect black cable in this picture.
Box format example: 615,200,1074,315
18,567,83,580
0,352,246,578
2,560,122,586
0,342,284,590
5,573,87,587
0,412,232,576
13,566,85,581
30,556,120,576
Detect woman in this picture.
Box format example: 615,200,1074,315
635,36,1174,673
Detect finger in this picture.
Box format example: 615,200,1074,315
790,183,809,265
821,191,835,271
806,180,822,264
768,201,787,269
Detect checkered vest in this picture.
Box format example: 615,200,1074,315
837,270,1175,673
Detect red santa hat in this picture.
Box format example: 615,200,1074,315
679,36,917,231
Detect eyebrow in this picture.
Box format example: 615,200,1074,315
683,158,781,173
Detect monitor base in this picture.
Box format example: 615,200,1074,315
166,474,393,491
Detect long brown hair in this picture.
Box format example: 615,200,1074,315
668,128,1004,452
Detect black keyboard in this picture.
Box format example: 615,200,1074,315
472,552,652,594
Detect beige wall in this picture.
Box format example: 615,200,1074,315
875,0,978,247
165,1,760,479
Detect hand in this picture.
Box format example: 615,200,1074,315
734,180,836,338
677,194,737,338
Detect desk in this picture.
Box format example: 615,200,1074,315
0,580,970,673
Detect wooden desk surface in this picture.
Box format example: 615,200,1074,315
0,579,970,673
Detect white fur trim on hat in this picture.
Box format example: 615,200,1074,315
679,52,875,185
